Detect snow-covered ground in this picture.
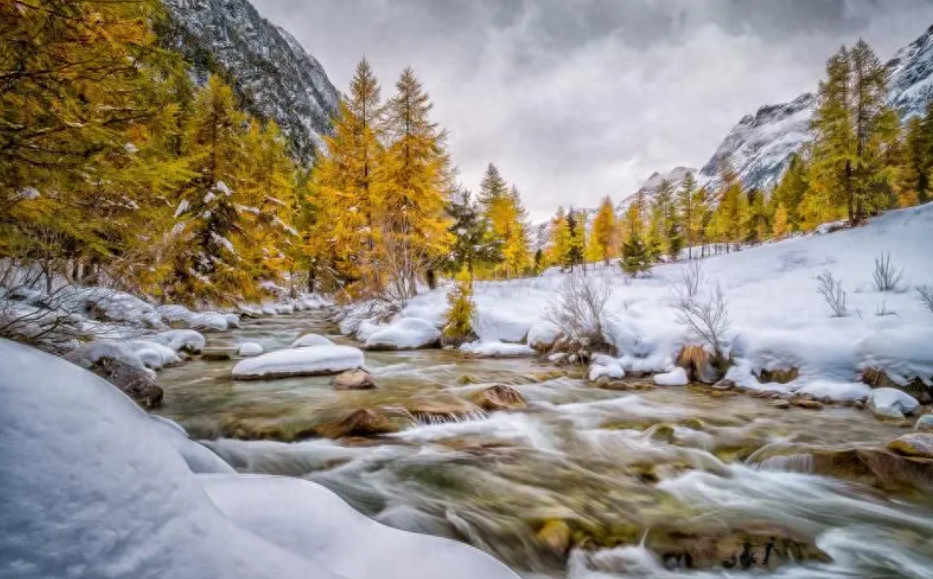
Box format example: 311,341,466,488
0,339,518,579
343,204,933,403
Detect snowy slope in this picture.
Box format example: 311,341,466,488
160,0,339,162
0,339,518,579
355,203,933,401
700,23,933,193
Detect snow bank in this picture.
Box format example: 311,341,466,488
0,339,518,579
527,321,562,350
232,345,365,379
340,204,933,402
588,356,625,381
292,333,334,348
795,379,871,402
364,317,440,350
460,341,535,358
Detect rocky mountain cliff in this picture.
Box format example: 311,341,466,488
699,23,933,193
160,0,340,163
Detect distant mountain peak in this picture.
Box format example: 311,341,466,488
160,0,340,163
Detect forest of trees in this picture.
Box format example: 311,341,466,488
1,2,929,308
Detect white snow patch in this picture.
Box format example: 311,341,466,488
460,341,535,358
653,367,689,386
292,333,334,348
365,318,440,350
232,345,364,379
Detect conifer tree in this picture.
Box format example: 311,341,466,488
588,196,618,265
446,188,499,275
308,58,387,296
772,203,790,239
381,67,453,298
772,153,810,232
811,40,897,224
442,268,477,345
621,234,652,277
548,206,573,270
566,209,585,270
678,172,698,258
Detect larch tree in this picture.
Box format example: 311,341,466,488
772,152,810,232
308,58,387,297
811,40,897,224
548,206,572,270
588,196,618,265
381,67,453,299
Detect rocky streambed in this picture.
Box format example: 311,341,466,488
154,309,933,578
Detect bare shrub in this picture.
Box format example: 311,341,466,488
673,283,730,361
874,299,897,317
872,252,903,292
816,270,848,317
544,270,615,351
673,259,704,302
918,285,933,315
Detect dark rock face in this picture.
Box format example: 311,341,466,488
87,358,164,409
160,0,339,163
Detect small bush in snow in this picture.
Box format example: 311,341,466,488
673,283,730,362
872,252,903,292
442,269,477,346
816,270,848,317
874,299,897,317
918,285,933,315
544,270,614,351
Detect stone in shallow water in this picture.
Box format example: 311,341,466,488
331,369,376,390
537,520,572,555
468,385,527,411
792,399,823,411
810,448,933,491
201,347,234,361
316,409,400,439
889,433,933,460
916,414,933,432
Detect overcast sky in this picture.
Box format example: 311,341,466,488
253,0,933,220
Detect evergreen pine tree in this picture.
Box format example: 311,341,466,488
678,172,698,258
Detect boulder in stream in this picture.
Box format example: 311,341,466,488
468,385,527,411
316,409,401,439
331,369,377,390
888,433,933,460
405,397,486,424
66,341,163,409
231,345,365,380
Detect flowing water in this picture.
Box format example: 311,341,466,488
157,310,933,578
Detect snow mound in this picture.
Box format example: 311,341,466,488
232,345,365,379
654,367,689,386
238,342,264,357
364,318,440,350
127,339,183,369
460,341,535,358
589,360,625,382
869,387,920,416
153,329,206,353
291,333,334,348
66,339,153,374
795,380,871,402
857,328,933,387
527,321,562,350
158,304,230,332
0,339,517,579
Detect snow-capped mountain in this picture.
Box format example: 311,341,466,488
617,166,698,212
160,0,340,163
700,23,933,193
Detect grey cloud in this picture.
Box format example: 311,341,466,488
252,0,933,220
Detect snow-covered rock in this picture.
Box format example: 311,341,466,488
232,345,365,379
224,313,241,328
0,339,517,579
364,318,441,350
795,380,871,402
153,329,206,353
869,387,920,416
158,304,229,332
653,367,689,387
460,341,535,358
527,321,562,351
127,339,183,369
161,0,339,162
292,333,334,348
588,361,625,382
238,342,264,357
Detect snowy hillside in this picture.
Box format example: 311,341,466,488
160,0,340,162
350,203,933,403
699,23,933,193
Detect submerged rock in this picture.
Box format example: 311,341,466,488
646,526,829,571
810,448,933,491
331,369,376,390
468,385,527,411
406,398,486,424
537,520,572,555
316,409,401,439
201,347,234,361
916,414,933,432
